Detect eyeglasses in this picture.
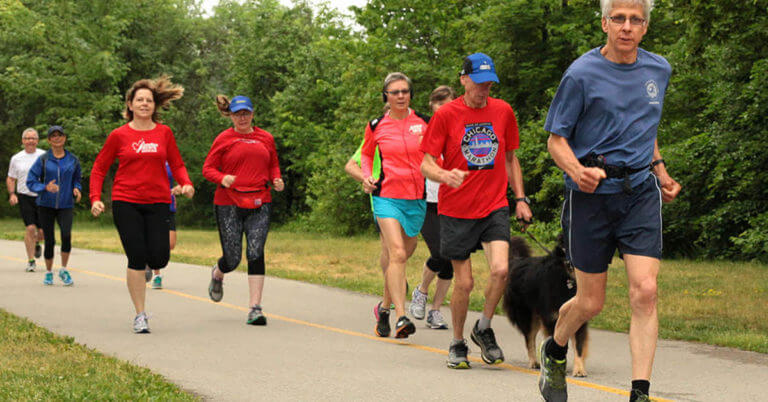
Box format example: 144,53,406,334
384,89,410,96
607,15,646,26
22,137,38,141
48,132,65,138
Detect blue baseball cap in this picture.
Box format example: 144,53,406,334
229,95,254,113
459,53,499,84
47,125,65,137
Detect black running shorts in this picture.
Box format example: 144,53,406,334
439,206,511,261
17,194,39,227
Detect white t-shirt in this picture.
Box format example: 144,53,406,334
8,149,45,196
425,178,439,203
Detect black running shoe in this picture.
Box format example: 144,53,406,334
247,307,267,325
539,337,567,402
208,265,223,302
374,302,390,337
34,243,42,259
447,339,470,369
394,316,416,339
470,320,504,364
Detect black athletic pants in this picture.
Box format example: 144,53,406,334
113,201,170,270
38,206,73,260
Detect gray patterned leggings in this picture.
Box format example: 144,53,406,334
215,204,271,275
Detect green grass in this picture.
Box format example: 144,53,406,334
1,218,766,354
0,308,198,400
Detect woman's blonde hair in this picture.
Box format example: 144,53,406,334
123,75,184,122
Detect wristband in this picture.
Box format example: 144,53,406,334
651,159,666,169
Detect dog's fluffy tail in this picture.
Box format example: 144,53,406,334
509,236,531,259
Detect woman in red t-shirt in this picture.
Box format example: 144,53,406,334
202,95,283,326
90,76,194,334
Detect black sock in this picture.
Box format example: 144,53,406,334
546,337,568,361
630,380,650,401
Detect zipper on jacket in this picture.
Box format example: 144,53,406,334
55,157,61,209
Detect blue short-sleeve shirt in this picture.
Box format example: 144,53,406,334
544,47,672,194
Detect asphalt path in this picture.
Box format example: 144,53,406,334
0,240,766,401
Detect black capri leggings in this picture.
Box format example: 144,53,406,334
421,202,453,279
38,207,73,260
215,204,271,275
113,201,170,270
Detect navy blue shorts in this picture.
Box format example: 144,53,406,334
561,175,662,274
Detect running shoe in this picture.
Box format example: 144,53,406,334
25,260,36,272
394,316,416,339
152,275,163,289
538,337,567,402
58,269,73,286
247,307,267,325
144,266,152,282
470,320,504,364
630,390,651,402
409,286,427,320
34,243,42,259
447,339,471,369
426,309,448,329
208,265,223,302
43,272,53,286
374,302,390,337
133,312,150,334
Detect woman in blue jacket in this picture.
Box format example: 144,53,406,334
27,126,82,286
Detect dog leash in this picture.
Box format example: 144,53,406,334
525,230,552,256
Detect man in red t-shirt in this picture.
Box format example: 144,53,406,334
420,53,533,369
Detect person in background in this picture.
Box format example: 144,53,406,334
7,128,45,271
409,85,457,330
203,94,283,326
90,76,194,334
27,125,82,286
149,162,182,290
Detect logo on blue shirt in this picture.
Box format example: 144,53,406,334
645,80,659,104
461,123,498,170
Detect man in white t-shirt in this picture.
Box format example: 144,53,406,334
7,128,45,271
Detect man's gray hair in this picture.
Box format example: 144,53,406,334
21,128,38,140
601,0,654,21
383,72,413,93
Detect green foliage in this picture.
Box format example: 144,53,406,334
0,0,765,259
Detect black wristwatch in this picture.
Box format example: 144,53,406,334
515,196,531,205
650,159,666,169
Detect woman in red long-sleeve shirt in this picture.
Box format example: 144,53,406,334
90,76,194,334
202,95,283,325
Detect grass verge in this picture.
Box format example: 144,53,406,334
0,308,197,400
1,218,766,354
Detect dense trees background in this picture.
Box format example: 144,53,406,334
1,0,766,261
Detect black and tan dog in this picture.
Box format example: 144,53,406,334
502,235,588,377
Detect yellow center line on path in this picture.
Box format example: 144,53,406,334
2,254,673,401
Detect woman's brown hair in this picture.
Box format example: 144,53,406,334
123,75,184,122
215,95,232,117
429,85,457,110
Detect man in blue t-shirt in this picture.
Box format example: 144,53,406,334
538,1,681,402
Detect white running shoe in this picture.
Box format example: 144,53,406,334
409,286,427,320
